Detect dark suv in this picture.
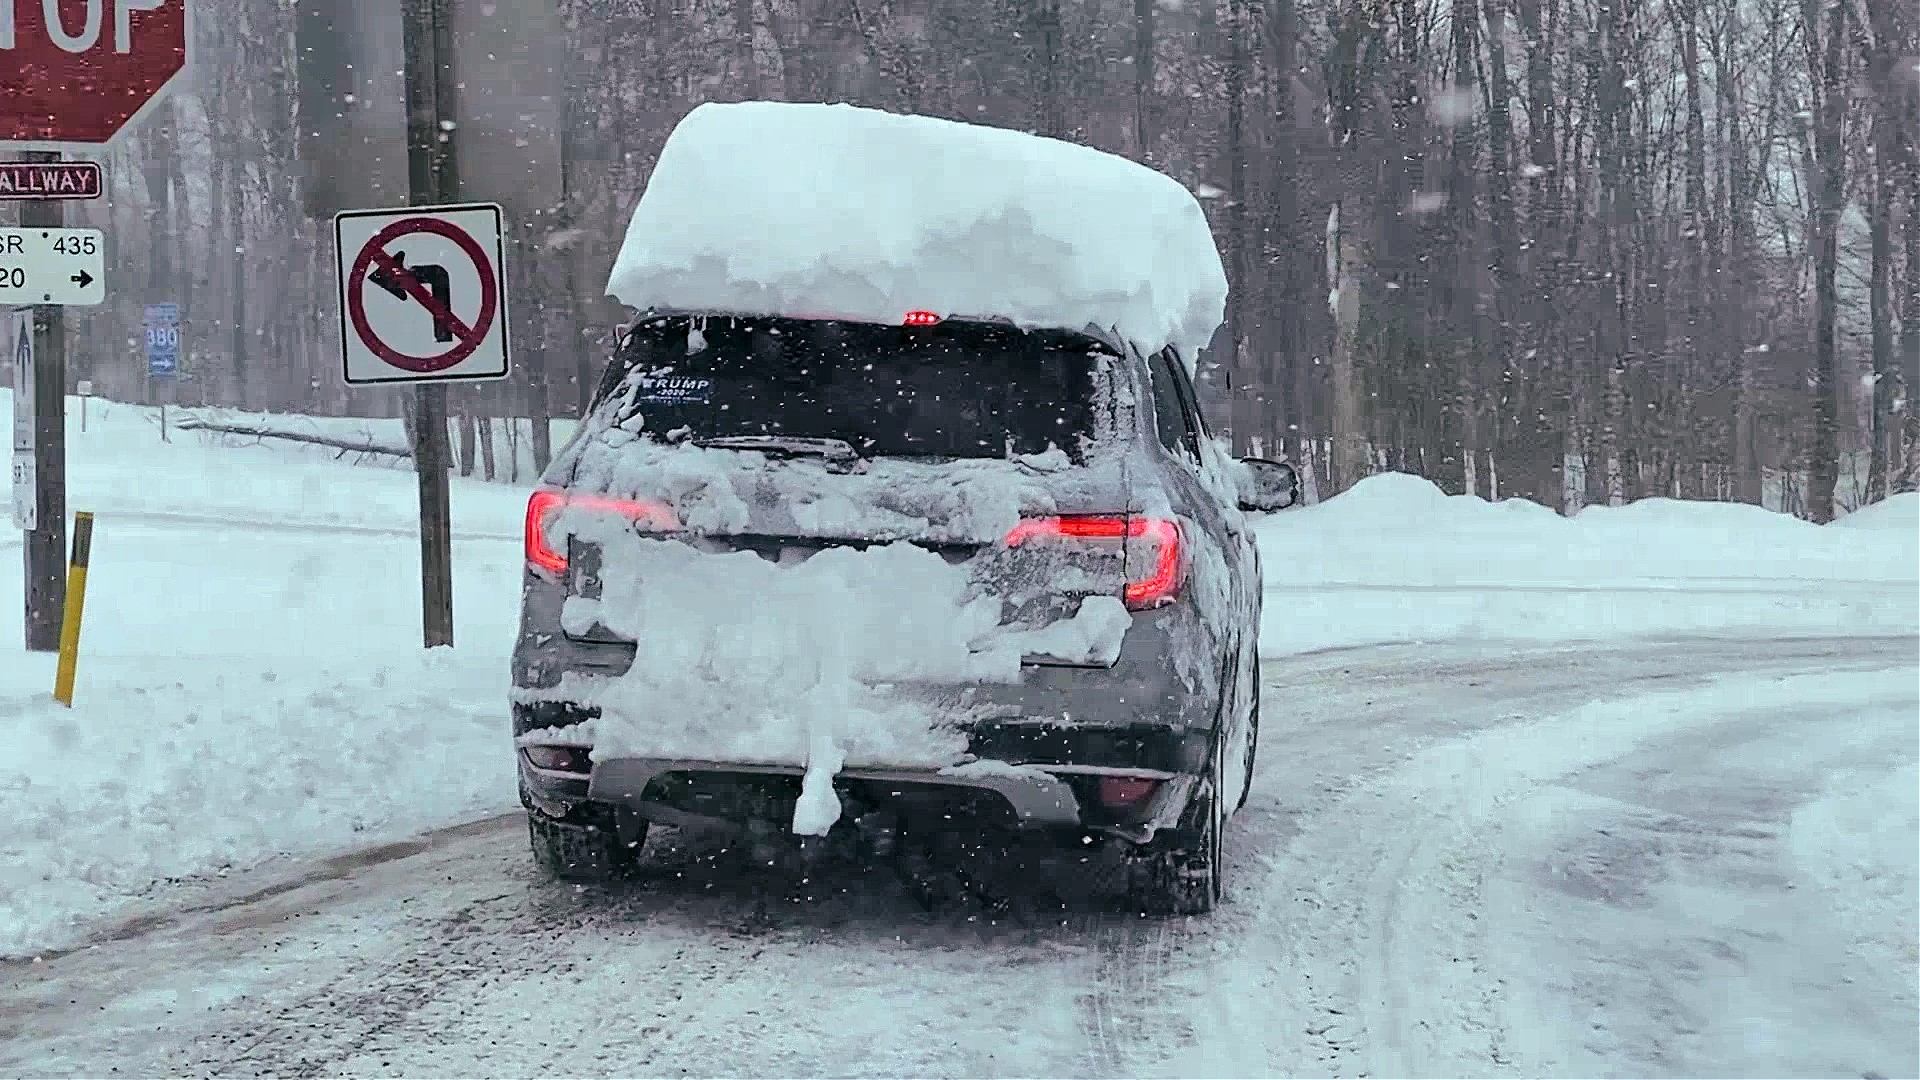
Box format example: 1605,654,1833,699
512,313,1297,914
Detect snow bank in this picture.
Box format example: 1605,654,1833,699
0,392,524,959
1257,473,1920,655
606,101,1227,362
1836,491,1920,531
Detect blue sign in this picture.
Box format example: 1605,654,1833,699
144,303,179,379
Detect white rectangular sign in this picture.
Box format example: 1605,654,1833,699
0,228,106,307
333,203,510,386
10,311,36,531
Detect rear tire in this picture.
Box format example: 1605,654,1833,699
528,806,647,883
1237,654,1261,812
1128,749,1225,916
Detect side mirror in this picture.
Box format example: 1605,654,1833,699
1238,457,1299,512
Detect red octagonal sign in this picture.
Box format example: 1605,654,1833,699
1,0,190,146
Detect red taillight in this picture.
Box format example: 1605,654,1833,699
1003,514,1185,610
522,745,592,773
1098,776,1162,808
525,488,680,576
902,310,942,326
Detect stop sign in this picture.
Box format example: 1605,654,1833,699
0,0,189,145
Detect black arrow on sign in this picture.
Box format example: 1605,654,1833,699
369,251,455,343
70,270,93,288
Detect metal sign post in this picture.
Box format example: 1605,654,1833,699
6,1,191,652
145,302,179,442
17,161,67,652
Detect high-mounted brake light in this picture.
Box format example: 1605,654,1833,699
1003,514,1185,610
525,488,680,576
902,310,942,327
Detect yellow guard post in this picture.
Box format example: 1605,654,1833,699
53,511,94,707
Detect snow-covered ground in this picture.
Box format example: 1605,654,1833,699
0,395,527,956
2,394,1915,1078
2,639,1912,1078
1257,472,1918,654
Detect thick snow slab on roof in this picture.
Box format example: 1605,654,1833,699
606,102,1228,361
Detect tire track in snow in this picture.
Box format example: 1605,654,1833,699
1183,637,1916,1078
178,888,547,1077
4,638,1911,1077
1074,913,1194,1077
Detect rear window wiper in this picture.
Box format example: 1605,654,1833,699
694,435,863,463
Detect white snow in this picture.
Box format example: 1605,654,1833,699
1836,490,1920,530
532,521,1135,835
536,537,1011,772
606,101,1228,363
1190,653,1919,1079
1255,472,1919,656
937,758,1060,782
0,393,523,959
5,395,1916,959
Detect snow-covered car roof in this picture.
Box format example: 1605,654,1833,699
605,101,1228,366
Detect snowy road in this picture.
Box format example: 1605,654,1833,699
3,636,1913,1078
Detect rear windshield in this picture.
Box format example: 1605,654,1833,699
594,316,1105,460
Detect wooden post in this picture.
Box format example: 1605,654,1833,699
403,0,458,648
19,150,68,654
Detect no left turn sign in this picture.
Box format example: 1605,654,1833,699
334,203,511,386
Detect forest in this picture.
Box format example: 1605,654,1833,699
6,0,1916,520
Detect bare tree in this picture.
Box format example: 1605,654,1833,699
1803,0,1848,522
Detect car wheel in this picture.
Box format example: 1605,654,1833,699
1129,742,1225,916
1237,653,1260,812
528,805,647,883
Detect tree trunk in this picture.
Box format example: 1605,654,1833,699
1446,0,1481,497
478,416,498,481
1328,203,1366,492
1804,0,1847,522
1483,0,1554,507
1721,5,1763,505
228,153,250,413
1264,0,1306,468
734,0,760,99
1865,104,1895,504
1518,0,1570,509
1864,0,1913,499
1133,0,1155,161
1223,0,1251,450
1904,144,1920,493
457,412,479,476
1678,0,1709,497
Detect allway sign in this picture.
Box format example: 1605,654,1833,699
333,203,510,386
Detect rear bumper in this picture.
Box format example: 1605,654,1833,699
593,758,1083,825
518,747,1199,843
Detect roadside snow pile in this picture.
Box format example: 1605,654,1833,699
607,101,1227,362
1836,491,1920,531
9,391,530,538
0,396,523,959
1256,473,1920,655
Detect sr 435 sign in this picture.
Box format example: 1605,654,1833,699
0,227,107,307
